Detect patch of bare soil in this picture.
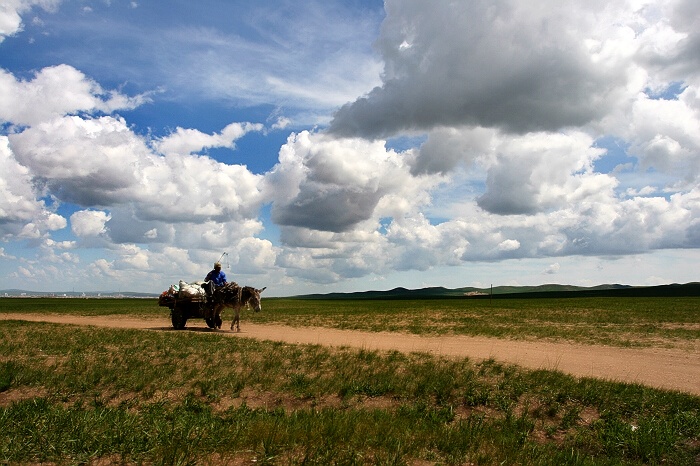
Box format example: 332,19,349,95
0,386,47,406
2,313,699,396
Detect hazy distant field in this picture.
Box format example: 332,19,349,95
1,297,699,464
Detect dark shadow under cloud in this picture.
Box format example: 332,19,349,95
272,187,383,233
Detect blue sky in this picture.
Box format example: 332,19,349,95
1,0,699,296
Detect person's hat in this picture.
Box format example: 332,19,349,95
214,262,222,268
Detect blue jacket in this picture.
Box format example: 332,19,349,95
205,269,227,286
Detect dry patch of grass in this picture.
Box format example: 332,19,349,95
0,386,48,407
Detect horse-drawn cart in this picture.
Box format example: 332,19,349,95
158,281,266,331
158,285,222,330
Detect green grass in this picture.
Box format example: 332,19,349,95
0,297,160,317
1,296,698,464
2,296,699,347
1,320,699,465
255,297,700,348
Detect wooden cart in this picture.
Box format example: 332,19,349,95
158,291,222,330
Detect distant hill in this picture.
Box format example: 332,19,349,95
3,282,699,300
294,282,700,299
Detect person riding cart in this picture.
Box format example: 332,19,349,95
205,262,227,287
202,261,228,324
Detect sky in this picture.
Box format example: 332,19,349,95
1,0,699,296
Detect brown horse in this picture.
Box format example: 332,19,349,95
211,283,266,332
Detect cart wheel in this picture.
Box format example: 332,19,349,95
205,317,216,328
171,305,187,330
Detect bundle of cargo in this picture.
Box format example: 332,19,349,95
177,280,206,299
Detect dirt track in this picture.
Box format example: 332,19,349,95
2,313,699,396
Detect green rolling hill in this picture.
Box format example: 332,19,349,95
294,282,700,299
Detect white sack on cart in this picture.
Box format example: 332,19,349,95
178,280,206,298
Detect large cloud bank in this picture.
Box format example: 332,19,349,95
1,0,699,292
0,64,272,286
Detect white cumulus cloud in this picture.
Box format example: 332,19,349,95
70,210,111,237
0,65,149,126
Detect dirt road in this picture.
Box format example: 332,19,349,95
2,313,699,396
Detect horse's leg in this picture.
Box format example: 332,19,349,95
230,306,240,331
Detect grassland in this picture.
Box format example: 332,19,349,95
254,297,700,349
1,297,699,465
5,295,698,348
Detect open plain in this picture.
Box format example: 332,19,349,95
1,296,699,465
1,313,698,396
